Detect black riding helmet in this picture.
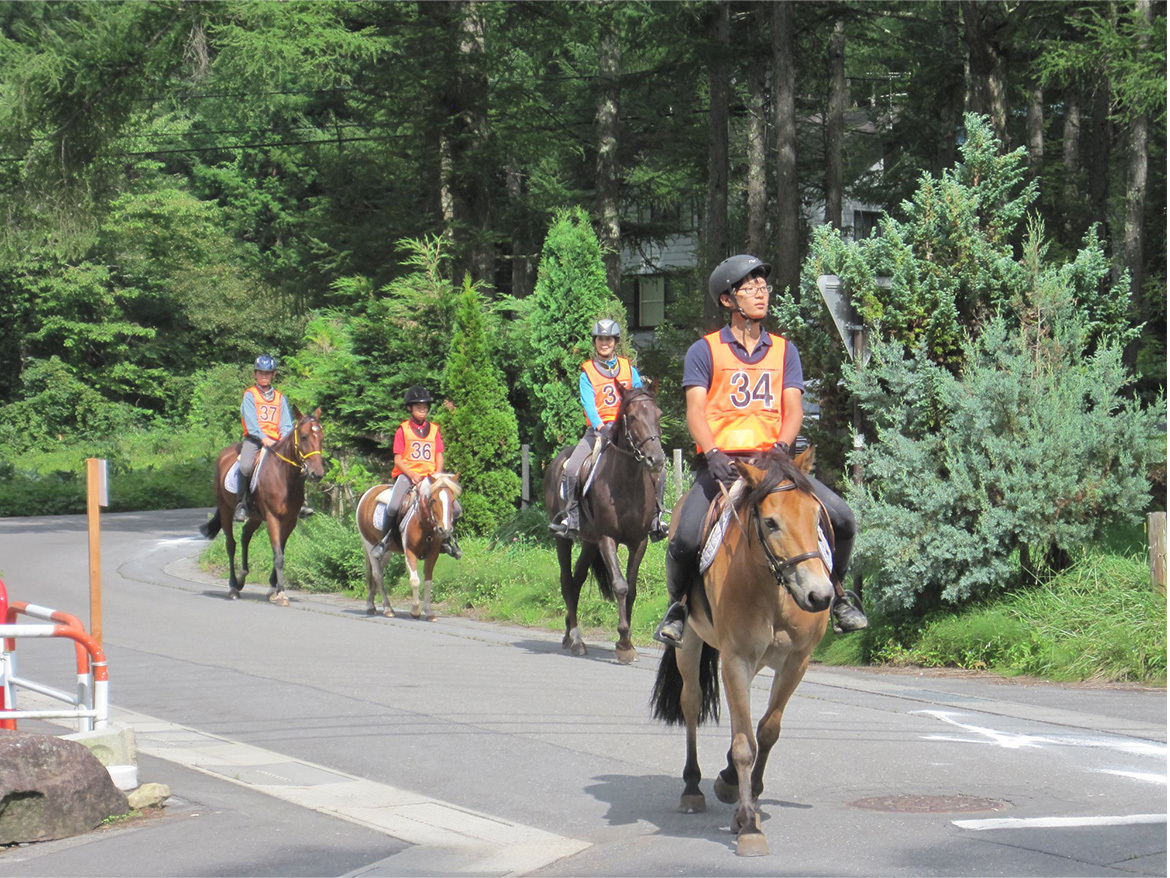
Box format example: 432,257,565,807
708,254,772,309
403,386,433,408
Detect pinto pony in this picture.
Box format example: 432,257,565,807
200,408,326,605
542,384,665,663
651,449,834,857
356,473,462,620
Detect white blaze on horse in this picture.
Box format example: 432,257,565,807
356,473,462,620
651,449,834,857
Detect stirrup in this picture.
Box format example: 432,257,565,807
233,502,248,523
653,603,688,646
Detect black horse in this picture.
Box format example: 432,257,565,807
542,385,665,663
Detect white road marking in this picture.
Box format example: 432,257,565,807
1093,769,1168,785
955,814,1167,831
29,697,589,876
914,710,1168,758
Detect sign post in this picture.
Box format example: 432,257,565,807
86,458,108,645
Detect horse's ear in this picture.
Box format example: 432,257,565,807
614,379,626,398
736,459,764,486
292,405,303,421
313,406,322,419
794,446,815,475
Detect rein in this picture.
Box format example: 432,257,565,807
271,422,323,473
606,404,660,469
744,482,829,590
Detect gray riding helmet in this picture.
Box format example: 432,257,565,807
591,318,622,338
708,254,772,308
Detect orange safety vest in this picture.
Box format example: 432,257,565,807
581,357,634,425
241,387,286,441
393,420,441,478
700,330,788,454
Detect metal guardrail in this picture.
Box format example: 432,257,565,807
0,579,109,732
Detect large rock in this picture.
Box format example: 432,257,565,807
0,730,129,844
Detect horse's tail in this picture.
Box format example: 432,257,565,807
591,552,614,601
199,511,222,541
650,642,721,727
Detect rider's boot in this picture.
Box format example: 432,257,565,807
649,503,670,542
653,549,690,645
233,472,250,523
831,587,869,634
653,601,688,646
440,534,462,560
370,511,399,561
549,470,579,539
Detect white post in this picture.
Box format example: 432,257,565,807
673,448,683,494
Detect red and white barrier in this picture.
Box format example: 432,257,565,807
0,579,109,732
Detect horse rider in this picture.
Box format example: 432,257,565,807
369,386,461,561
234,354,296,522
549,318,669,542
653,254,869,645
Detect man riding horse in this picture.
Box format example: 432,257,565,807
654,254,869,645
369,386,461,562
549,318,668,542
235,354,295,523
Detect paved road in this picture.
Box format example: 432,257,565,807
0,510,1165,877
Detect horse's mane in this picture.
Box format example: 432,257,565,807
427,472,463,497
617,384,655,414
739,454,813,512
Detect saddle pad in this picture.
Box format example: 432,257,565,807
372,501,387,533
699,504,733,574
225,452,267,495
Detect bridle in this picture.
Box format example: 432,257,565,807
272,419,324,476
608,398,662,470
748,482,833,590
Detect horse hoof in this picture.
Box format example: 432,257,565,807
678,793,706,814
366,607,376,616
425,614,437,622
411,608,421,619
615,645,638,664
562,633,573,650
269,591,289,606
570,642,587,657
227,588,240,601
384,609,396,618
714,774,738,805
736,832,769,857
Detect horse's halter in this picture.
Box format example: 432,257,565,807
750,483,832,591
272,420,323,477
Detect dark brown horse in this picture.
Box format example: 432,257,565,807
542,384,665,663
355,473,462,620
199,408,326,605
651,449,834,857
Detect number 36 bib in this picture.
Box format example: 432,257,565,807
701,330,788,454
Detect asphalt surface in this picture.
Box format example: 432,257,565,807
0,509,1165,877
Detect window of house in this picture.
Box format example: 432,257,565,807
853,210,882,240
637,275,666,328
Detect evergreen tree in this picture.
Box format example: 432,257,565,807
525,206,625,461
443,277,521,535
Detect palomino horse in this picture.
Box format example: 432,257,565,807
355,472,462,620
199,408,326,605
542,384,665,663
651,449,834,857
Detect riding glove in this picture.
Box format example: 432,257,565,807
705,448,738,485
770,440,792,461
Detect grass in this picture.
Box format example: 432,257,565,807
199,507,1168,686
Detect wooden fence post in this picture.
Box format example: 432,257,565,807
521,444,530,509
1150,511,1166,595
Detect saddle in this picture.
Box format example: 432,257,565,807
226,450,268,496
372,482,426,548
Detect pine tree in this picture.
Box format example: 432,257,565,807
443,276,521,535
525,206,625,460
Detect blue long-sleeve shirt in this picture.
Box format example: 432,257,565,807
579,359,644,429
241,388,294,440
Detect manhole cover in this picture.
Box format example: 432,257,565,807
850,795,1010,814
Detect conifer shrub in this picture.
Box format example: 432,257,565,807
525,206,626,461
443,277,522,535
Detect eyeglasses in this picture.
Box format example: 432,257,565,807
736,281,773,295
